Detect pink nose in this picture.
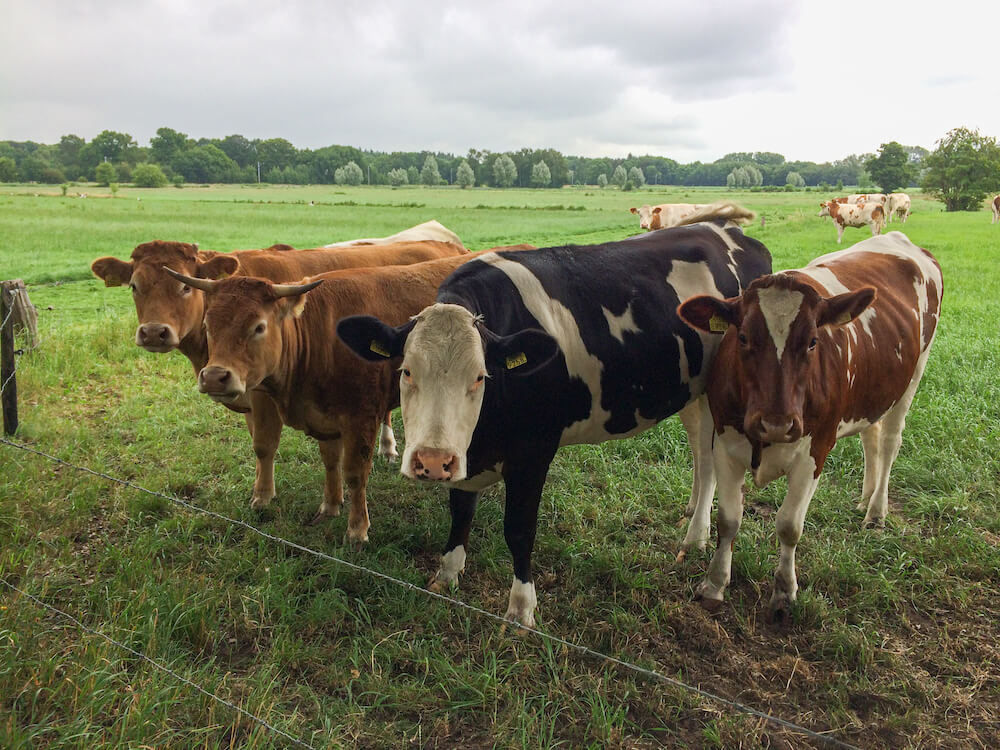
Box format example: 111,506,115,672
411,449,459,481
756,416,802,443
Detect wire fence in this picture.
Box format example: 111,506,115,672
0,434,861,750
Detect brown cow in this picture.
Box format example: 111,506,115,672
818,200,884,243
991,194,1000,224
165,248,533,542
91,238,468,505
678,231,942,621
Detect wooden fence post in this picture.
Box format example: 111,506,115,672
1,282,18,435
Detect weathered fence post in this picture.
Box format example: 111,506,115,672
1,281,18,435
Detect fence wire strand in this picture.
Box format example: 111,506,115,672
0,436,860,750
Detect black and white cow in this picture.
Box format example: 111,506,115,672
338,203,773,627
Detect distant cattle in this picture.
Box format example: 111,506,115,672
629,203,711,231
818,200,884,243
886,193,911,223
324,220,464,249
165,249,531,542
337,203,772,627
991,195,1000,224
91,238,469,507
678,231,942,620
847,193,887,206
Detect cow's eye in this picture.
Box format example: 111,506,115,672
181,285,191,295
254,323,266,336
402,368,411,378
476,374,485,383
738,333,748,346
808,337,818,350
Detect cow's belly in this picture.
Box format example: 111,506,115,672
558,409,660,447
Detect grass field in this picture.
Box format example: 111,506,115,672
1,183,998,749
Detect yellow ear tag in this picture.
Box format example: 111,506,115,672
708,315,729,333
836,311,853,325
369,340,390,358
506,352,528,369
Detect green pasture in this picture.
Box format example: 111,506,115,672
1,184,998,748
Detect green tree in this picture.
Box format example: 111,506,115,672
95,161,117,186
172,144,239,183
133,163,168,187
922,127,1000,211
255,138,298,172
91,130,137,164
217,134,256,168
628,166,646,187
611,165,627,188
421,154,441,185
387,167,408,186
530,160,551,187
493,155,517,187
785,171,805,188
150,127,191,167
0,157,19,181
406,166,419,185
456,160,475,188
336,160,364,186
57,135,85,176
597,173,608,188
865,142,917,193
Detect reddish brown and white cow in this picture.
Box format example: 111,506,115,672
91,238,468,506
886,193,911,223
678,231,942,620
847,193,887,206
323,219,465,249
630,203,710,231
991,194,1000,224
818,200,884,243
164,248,532,541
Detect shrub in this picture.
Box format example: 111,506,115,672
133,163,168,188
40,167,66,184
95,162,117,186
456,160,475,188
387,168,408,186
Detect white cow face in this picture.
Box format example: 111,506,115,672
337,303,559,483
630,205,654,230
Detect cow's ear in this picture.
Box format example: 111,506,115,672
91,257,133,287
197,255,239,280
652,207,662,215
817,287,876,328
677,295,741,334
484,327,559,376
337,315,415,361
630,207,638,214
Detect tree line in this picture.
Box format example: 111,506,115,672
0,126,996,209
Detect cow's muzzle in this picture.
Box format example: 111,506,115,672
135,323,179,353
409,448,461,481
198,365,245,402
747,414,803,444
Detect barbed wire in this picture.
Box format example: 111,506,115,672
0,577,317,749
0,436,860,750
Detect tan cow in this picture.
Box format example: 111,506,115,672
91,238,468,506
991,194,1000,224
165,247,533,542
847,193,887,207
324,219,464,248
818,200,884,243
886,193,911,223
629,203,710,231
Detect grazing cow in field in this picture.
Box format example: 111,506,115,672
165,250,531,541
885,193,911,223
336,203,772,627
818,200,884,243
991,194,1000,224
677,231,942,621
630,203,710,231
324,220,464,249
91,238,468,506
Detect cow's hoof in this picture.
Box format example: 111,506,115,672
674,549,687,564
503,608,535,631
693,580,725,611
863,515,886,530
767,593,795,625
249,494,275,510
427,572,459,594
343,528,369,546
305,510,330,526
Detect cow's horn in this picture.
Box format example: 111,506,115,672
271,279,323,298
163,266,218,292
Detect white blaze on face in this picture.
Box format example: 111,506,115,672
398,304,487,481
756,286,804,361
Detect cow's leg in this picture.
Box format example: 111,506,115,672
309,437,344,524
379,410,399,461
249,391,282,509
337,418,379,543
501,452,555,629
694,437,745,610
677,396,716,558
769,460,821,621
836,224,844,244
857,422,883,512
429,489,480,593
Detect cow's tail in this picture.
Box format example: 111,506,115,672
676,201,756,227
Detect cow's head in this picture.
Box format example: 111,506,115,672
91,241,238,353
163,269,321,404
338,303,558,482
630,205,659,231
817,202,834,218
678,275,876,443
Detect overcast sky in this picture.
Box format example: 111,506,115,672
2,1,998,163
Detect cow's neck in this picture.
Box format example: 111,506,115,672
177,327,210,374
